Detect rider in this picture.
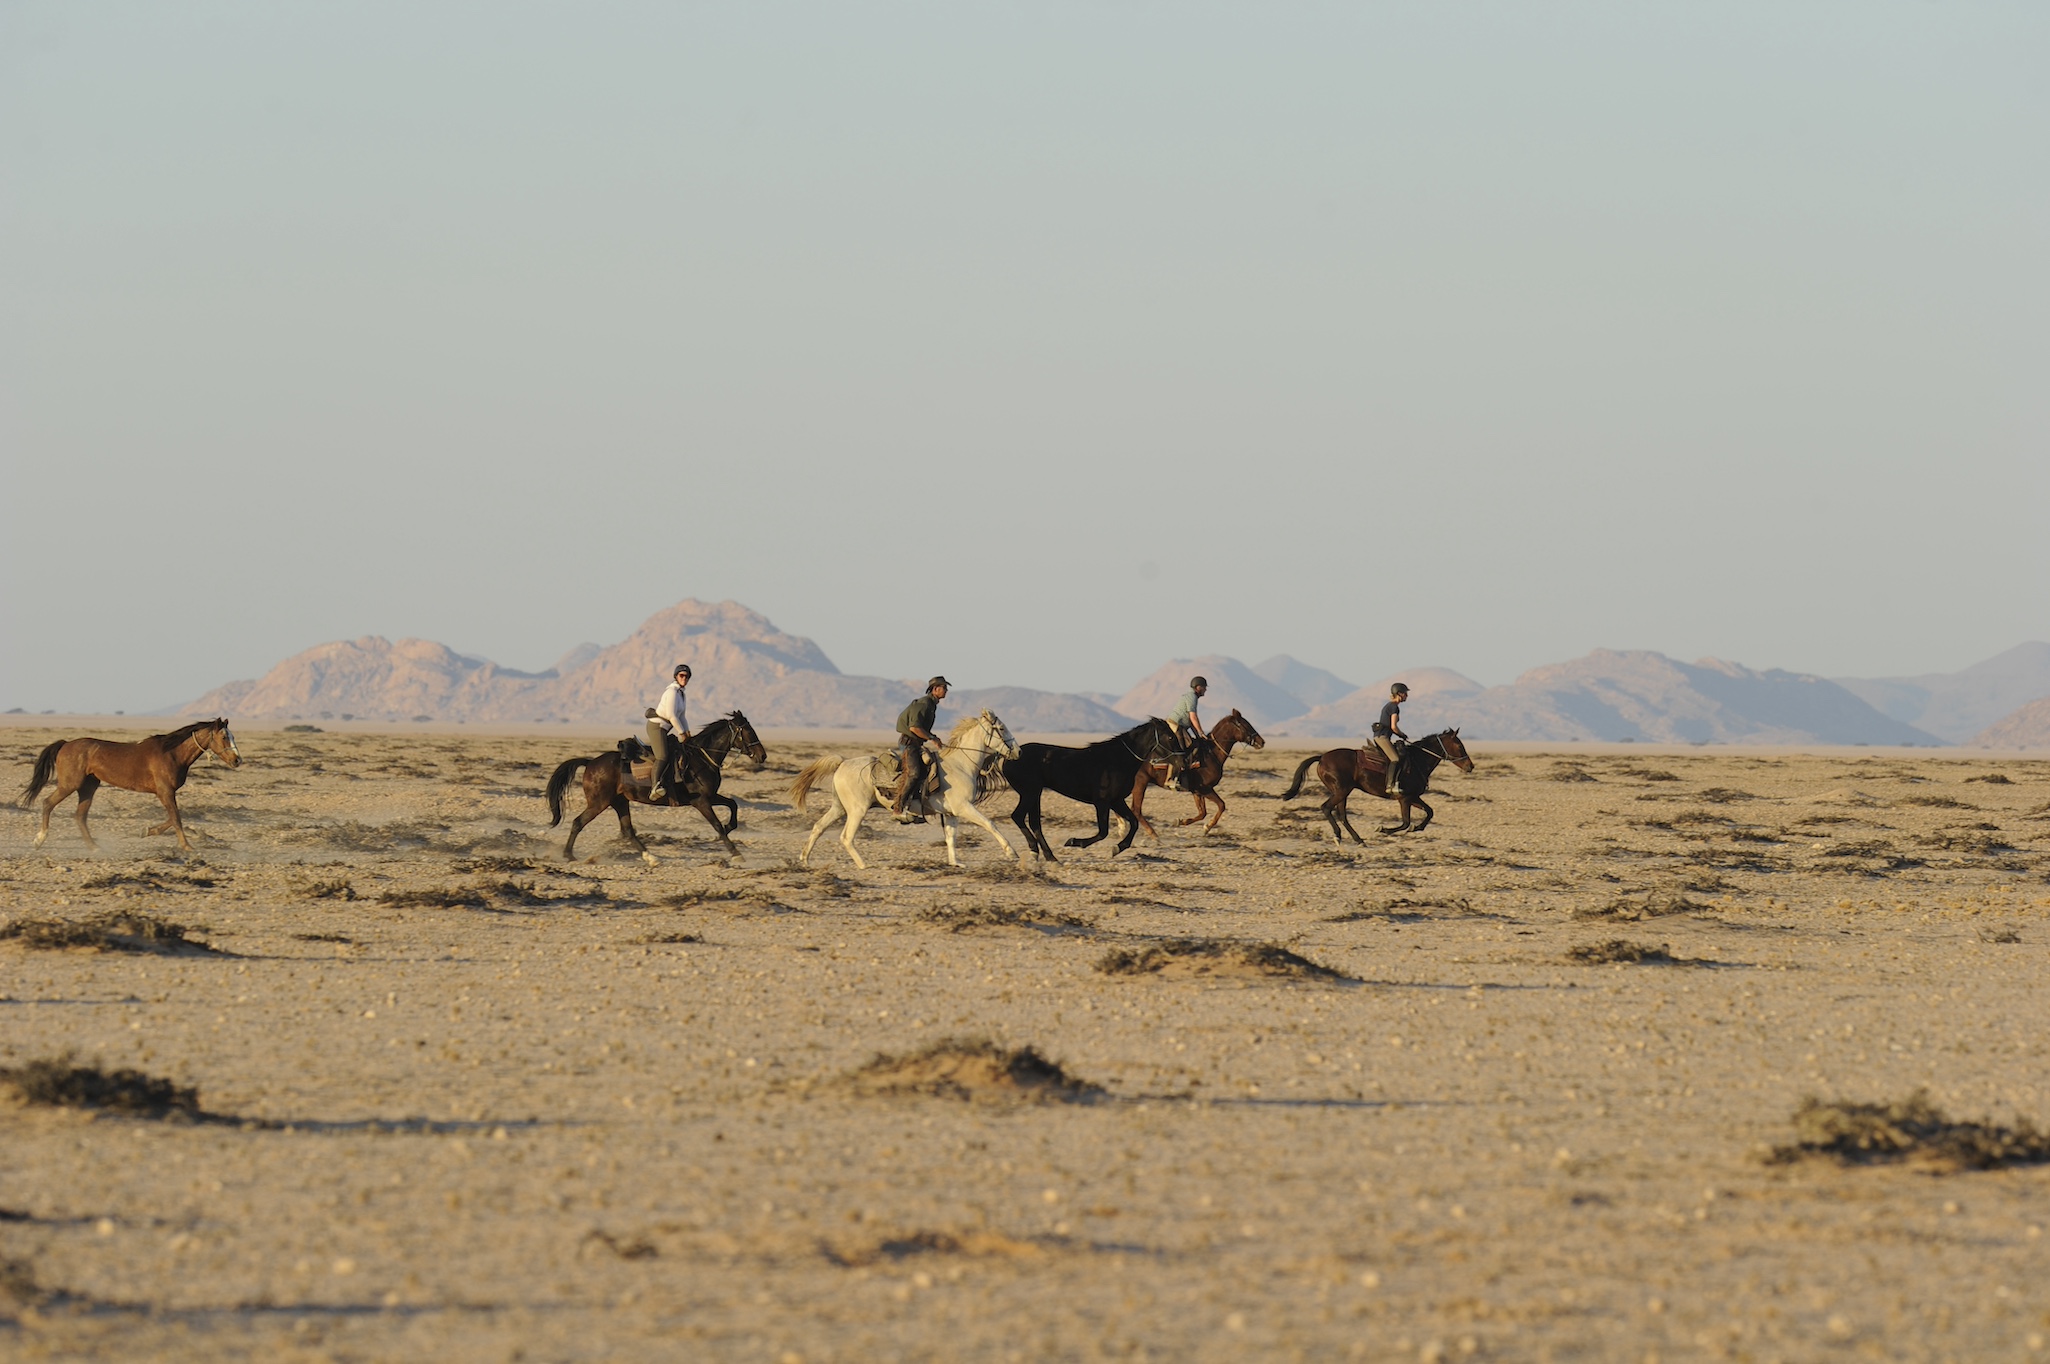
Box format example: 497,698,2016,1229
891,676,950,823
1168,675,1209,752
647,663,692,803
1372,682,1409,790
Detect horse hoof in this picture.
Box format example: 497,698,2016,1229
641,852,659,867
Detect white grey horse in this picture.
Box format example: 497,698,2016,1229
788,710,1020,869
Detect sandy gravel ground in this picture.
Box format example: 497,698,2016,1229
3,726,2049,1362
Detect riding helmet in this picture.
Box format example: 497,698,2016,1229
1190,676,1208,690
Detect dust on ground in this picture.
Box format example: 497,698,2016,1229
4,728,2050,1359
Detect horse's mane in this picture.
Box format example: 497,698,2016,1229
946,713,988,745
154,718,222,745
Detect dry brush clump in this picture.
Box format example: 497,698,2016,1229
0,911,219,955
1095,938,1355,982
1574,892,1710,922
1769,1091,2050,1171
0,1056,200,1118
1567,939,1677,965
918,903,1095,934
845,1038,1104,1104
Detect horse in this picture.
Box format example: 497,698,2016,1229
546,712,767,862
1003,718,1186,861
19,718,241,854
788,710,1020,870
1129,708,1265,838
1280,729,1473,839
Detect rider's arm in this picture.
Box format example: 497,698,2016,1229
1390,707,1407,739
658,687,689,739
1190,699,1207,738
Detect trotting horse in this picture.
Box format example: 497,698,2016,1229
1004,718,1186,861
19,718,241,854
1281,729,1473,839
546,712,766,862
789,710,1020,870
1129,708,1265,838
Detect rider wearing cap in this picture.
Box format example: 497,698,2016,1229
1167,675,1209,753
1372,682,1409,789
891,676,950,823
647,663,692,803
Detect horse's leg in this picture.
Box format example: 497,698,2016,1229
610,794,654,863
35,774,83,848
713,793,740,834
949,798,1018,862
800,795,846,867
1129,770,1159,842
1065,801,1111,849
839,799,872,872
1379,796,1410,835
1110,794,1144,856
71,776,104,852
940,812,959,868
1010,791,1050,861
1410,796,1434,832
693,795,737,855
1201,790,1226,834
153,780,191,853
1337,790,1367,844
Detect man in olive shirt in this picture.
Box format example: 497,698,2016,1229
891,676,950,822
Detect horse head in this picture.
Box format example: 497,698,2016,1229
726,711,768,766
1214,708,1265,752
208,719,242,768
1433,728,1475,773
981,709,1021,760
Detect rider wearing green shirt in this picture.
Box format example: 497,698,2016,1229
891,676,950,822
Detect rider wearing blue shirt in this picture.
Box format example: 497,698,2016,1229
1371,682,1409,786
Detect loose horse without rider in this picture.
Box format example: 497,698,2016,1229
19,718,242,854
1281,728,1474,839
1130,707,1265,837
547,712,767,861
1003,718,1185,861
789,710,1020,869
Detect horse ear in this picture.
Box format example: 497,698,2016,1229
1232,708,1243,718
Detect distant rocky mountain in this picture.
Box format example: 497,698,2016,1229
1277,651,1941,746
1114,655,1317,731
1834,643,2050,744
169,600,1130,732
1250,655,1356,709
1972,695,2050,749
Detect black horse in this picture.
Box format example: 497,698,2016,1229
1004,719,1186,861
546,712,767,860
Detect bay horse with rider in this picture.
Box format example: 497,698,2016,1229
1281,729,1473,839
1130,708,1265,837
547,712,766,861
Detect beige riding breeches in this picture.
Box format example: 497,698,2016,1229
1373,735,1399,767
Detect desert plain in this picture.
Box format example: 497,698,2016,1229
2,722,2049,1362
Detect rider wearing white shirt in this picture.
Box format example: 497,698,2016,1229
647,663,692,802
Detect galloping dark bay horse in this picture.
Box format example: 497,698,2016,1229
1130,708,1265,837
1003,718,1185,861
546,712,766,861
1281,729,1473,839
19,718,241,853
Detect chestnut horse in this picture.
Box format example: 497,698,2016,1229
546,712,766,862
19,718,241,853
1130,708,1265,837
1280,729,1473,839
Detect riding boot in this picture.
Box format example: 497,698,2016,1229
648,753,669,804
891,760,926,823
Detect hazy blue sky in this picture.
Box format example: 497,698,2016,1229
4,2,2045,712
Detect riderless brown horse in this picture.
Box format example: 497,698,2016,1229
18,718,241,853
545,712,766,862
1280,729,1473,839
1130,708,1265,838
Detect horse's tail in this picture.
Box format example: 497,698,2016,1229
788,757,843,811
545,757,590,827
17,740,65,808
1280,753,1321,802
